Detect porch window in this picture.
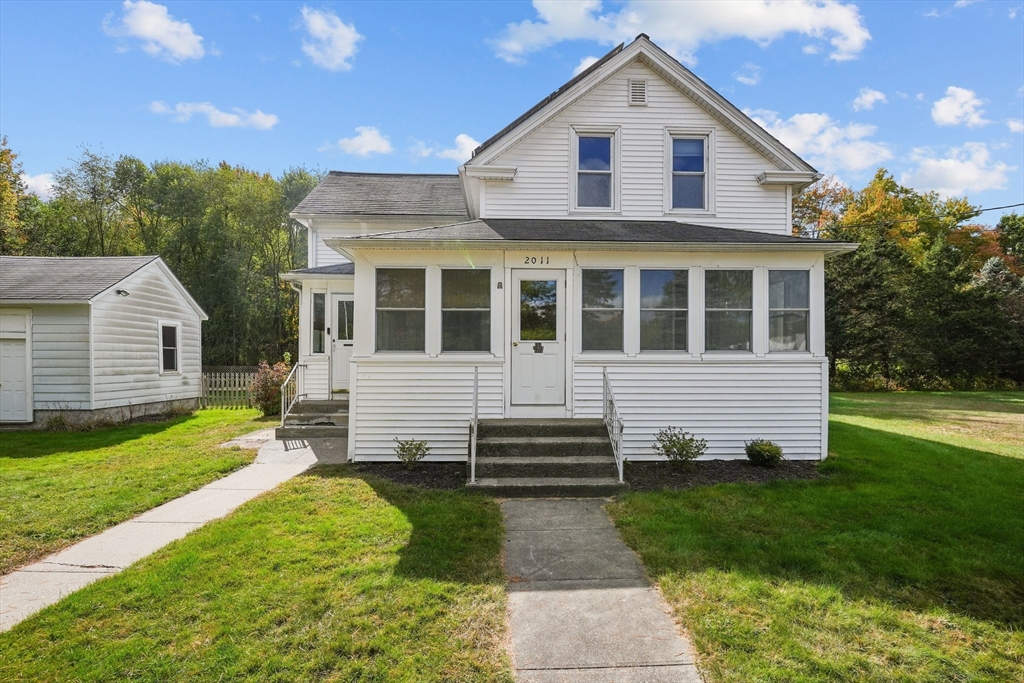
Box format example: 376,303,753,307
640,270,688,351
376,268,425,352
576,136,613,208
581,269,623,351
705,270,752,351
671,138,705,209
442,269,490,352
312,293,326,354
769,270,810,351
160,323,178,372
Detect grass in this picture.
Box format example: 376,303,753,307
0,409,267,574
0,469,512,683
608,391,1024,682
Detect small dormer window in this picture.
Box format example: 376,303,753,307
628,79,647,105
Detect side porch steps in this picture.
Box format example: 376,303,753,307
275,398,349,440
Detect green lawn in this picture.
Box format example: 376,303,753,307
0,409,267,574
608,391,1024,682
0,469,512,682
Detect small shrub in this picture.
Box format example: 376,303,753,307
251,359,291,416
652,427,707,465
42,413,74,432
746,439,784,467
394,438,430,469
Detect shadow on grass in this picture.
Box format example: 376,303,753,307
302,465,506,586
1,416,188,459
831,391,1024,420
612,421,1024,628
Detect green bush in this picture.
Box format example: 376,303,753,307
653,427,707,465
745,439,784,467
251,359,291,416
394,438,430,469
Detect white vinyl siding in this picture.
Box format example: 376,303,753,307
574,361,826,460
91,264,203,409
482,61,789,232
350,362,504,460
27,304,91,409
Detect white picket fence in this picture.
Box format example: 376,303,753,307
201,367,257,409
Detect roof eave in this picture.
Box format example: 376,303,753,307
326,237,858,255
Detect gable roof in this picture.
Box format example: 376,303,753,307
0,256,157,301
327,219,856,255
469,34,815,175
291,172,469,218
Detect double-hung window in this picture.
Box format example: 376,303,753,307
640,270,688,351
581,269,624,351
705,270,752,351
442,269,491,352
576,135,613,208
671,138,706,209
160,323,179,373
769,270,810,351
312,293,326,354
375,268,426,352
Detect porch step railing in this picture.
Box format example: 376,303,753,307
280,364,306,427
602,367,625,483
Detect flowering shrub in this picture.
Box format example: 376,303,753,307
251,359,291,416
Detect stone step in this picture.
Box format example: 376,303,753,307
476,436,614,459
289,400,349,415
275,425,349,440
477,418,606,439
466,476,628,498
284,413,349,427
474,456,618,479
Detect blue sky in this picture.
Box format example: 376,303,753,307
2,1,1022,222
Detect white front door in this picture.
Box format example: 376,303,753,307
331,295,354,393
0,338,30,422
511,269,565,405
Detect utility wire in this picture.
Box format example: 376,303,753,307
818,202,1023,232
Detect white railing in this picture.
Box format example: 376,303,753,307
603,367,625,483
280,364,306,427
469,366,479,484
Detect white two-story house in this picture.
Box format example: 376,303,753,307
283,34,855,482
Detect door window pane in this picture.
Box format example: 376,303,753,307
577,135,612,208
161,325,177,372
520,280,557,341
442,269,490,352
582,269,623,351
337,300,354,341
376,269,425,352
705,270,752,351
672,137,706,209
312,293,325,354
769,270,810,351
640,270,688,351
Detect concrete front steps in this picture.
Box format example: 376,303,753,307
275,398,349,440
467,418,628,498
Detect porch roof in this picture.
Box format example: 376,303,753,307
280,262,354,281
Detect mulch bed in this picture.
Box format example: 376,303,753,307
350,462,467,490
625,459,825,492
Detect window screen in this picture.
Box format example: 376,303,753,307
705,270,752,351
769,270,809,351
442,269,490,352
376,269,426,352
581,269,624,351
640,270,688,351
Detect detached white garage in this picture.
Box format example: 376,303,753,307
0,256,207,427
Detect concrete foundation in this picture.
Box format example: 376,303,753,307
3,397,200,430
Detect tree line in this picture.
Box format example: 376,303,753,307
2,138,1022,387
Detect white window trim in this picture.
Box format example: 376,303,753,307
638,268,690,354
664,128,716,217
439,266,493,355
767,269,812,354
569,125,621,214
373,266,428,355
310,290,327,355
702,267,754,354
157,319,181,375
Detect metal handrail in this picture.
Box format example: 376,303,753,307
280,363,306,427
469,366,479,484
603,367,625,483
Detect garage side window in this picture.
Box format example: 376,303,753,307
161,324,179,372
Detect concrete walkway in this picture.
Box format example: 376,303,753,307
502,499,703,682
0,434,337,632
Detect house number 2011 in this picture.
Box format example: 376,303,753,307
524,256,550,264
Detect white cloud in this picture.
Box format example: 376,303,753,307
802,44,820,54
1008,119,1024,133
20,173,54,200
437,134,481,162
493,0,871,66
851,87,886,111
409,140,435,158
954,0,978,7
104,1,204,63
149,100,279,129
332,127,393,156
931,86,990,127
572,55,600,76
299,6,362,71
748,108,892,173
734,62,761,86
1010,6,1021,20
902,143,1015,197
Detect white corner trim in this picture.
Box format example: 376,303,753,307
464,166,518,181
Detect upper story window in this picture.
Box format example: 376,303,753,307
576,135,613,209
705,270,752,351
640,269,688,351
376,268,425,352
769,270,810,351
442,269,491,352
671,138,705,209
160,323,179,373
581,269,624,351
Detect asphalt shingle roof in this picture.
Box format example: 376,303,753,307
0,256,157,301
286,262,355,276
292,172,469,217
345,219,839,246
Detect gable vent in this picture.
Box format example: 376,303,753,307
628,79,648,105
